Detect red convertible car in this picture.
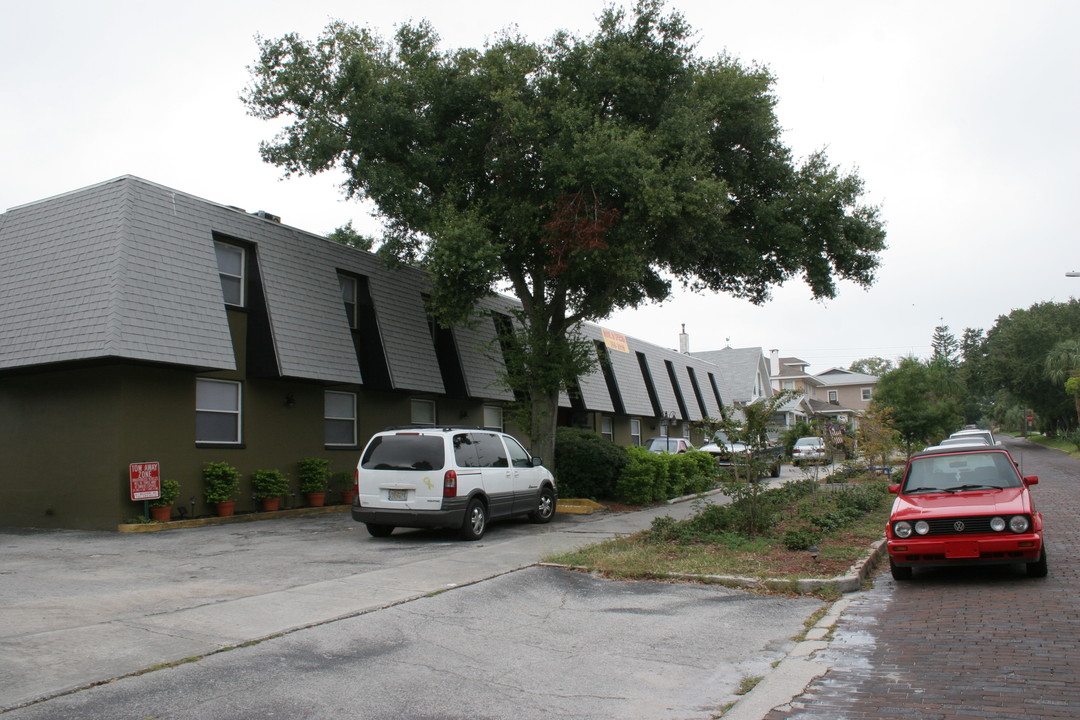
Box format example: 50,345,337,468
886,444,1046,580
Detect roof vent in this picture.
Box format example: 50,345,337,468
252,210,281,223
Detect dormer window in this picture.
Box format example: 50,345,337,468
339,274,358,329
214,241,245,307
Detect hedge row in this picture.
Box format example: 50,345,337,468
554,428,720,504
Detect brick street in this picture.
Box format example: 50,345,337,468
765,436,1079,720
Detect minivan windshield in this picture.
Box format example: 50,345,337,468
362,434,445,471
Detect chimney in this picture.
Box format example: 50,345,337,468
770,349,779,376
679,324,689,354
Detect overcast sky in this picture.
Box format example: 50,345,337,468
3,1,1078,372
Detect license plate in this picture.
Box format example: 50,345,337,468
387,489,408,501
945,541,980,559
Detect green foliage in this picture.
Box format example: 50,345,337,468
331,471,354,490
553,427,628,499
615,447,718,505
250,469,291,499
149,479,180,508
872,356,962,455
1064,428,1080,453
782,528,820,551
243,1,886,461
848,357,894,376
202,462,240,504
977,300,1080,433
297,457,331,493
326,221,374,251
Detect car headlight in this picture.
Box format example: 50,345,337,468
894,521,913,538
990,516,1006,532
914,520,930,535
1009,515,1030,533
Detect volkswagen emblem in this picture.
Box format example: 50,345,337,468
954,521,966,532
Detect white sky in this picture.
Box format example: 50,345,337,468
3,0,1078,372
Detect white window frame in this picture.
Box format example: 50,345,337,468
324,391,357,447
214,241,245,307
411,399,436,427
600,415,613,441
196,378,242,444
861,387,873,401
630,419,642,446
482,405,504,431
828,390,839,403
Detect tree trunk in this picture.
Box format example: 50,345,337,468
527,385,560,468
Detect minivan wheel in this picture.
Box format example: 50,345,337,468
529,486,556,524
460,499,487,541
366,523,394,538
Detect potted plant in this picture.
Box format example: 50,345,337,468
149,479,180,522
332,471,356,505
203,461,241,517
297,458,331,507
251,469,290,512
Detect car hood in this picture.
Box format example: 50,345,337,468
892,487,1032,521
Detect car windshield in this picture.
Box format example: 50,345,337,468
794,438,819,447
901,452,1021,493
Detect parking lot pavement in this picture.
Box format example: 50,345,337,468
760,437,1080,720
0,490,753,712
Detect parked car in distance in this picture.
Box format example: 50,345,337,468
352,427,557,541
791,436,827,465
698,431,782,478
644,437,695,454
935,436,991,448
949,428,998,446
885,444,1046,580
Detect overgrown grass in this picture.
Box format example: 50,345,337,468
546,476,891,589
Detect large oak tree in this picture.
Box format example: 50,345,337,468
243,1,886,458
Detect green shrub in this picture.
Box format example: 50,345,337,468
250,469,290,499
297,457,331,493
150,479,180,508
616,446,665,504
203,462,240,504
553,428,628,499
782,527,820,551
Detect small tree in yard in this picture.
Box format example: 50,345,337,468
243,1,886,461
856,405,899,474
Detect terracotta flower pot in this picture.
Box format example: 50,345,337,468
305,492,326,507
150,505,172,522
339,490,356,505
260,497,281,512
215,501,236,517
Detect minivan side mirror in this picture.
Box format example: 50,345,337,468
532,457,543,467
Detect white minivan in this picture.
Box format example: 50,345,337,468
352,427,557,540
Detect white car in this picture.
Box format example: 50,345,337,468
949,429,998,446
352,427,557,540
792,437,827,465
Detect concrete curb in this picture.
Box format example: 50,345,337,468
721,595,854,720
117,504,349,532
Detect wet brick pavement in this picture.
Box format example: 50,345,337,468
764,437,1080,720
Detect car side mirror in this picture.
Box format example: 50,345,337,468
888,484,900,494
531,457,543,467
1023,475,1039,486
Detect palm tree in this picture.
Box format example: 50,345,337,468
1044,338,1080,425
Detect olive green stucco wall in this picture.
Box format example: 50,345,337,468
0,362,532,530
